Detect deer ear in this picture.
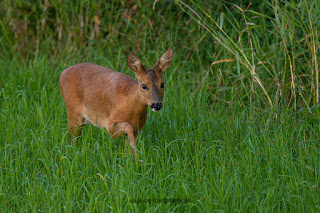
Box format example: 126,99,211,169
128,52,144,73
155,47,173,72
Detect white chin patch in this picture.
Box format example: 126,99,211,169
151,108,160,112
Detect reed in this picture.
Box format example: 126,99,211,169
175,0,320,113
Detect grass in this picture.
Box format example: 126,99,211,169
1,52,320,212
175,0,320,111
1,0,320,212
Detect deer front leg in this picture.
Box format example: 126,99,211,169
67,110,85,142
109,122,138,161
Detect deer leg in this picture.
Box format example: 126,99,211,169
109,122,138,161
67,111,84,142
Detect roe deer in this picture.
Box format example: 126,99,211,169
60,47,173,160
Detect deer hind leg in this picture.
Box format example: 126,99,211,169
67,110,85,142
109,122,138,161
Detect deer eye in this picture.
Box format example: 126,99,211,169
141,84,148,90
160,83,164,89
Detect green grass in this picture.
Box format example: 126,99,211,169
1,0,320,212
1,52,320,212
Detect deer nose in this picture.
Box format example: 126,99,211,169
150,103,162,111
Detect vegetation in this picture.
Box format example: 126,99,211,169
0,0,319,211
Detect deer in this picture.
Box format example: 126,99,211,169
60,47,173,161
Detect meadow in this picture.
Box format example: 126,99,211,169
0,0,320,212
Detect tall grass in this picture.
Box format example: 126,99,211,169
1,52,320,211
175,0,320,112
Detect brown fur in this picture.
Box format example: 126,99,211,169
60,48,173,160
